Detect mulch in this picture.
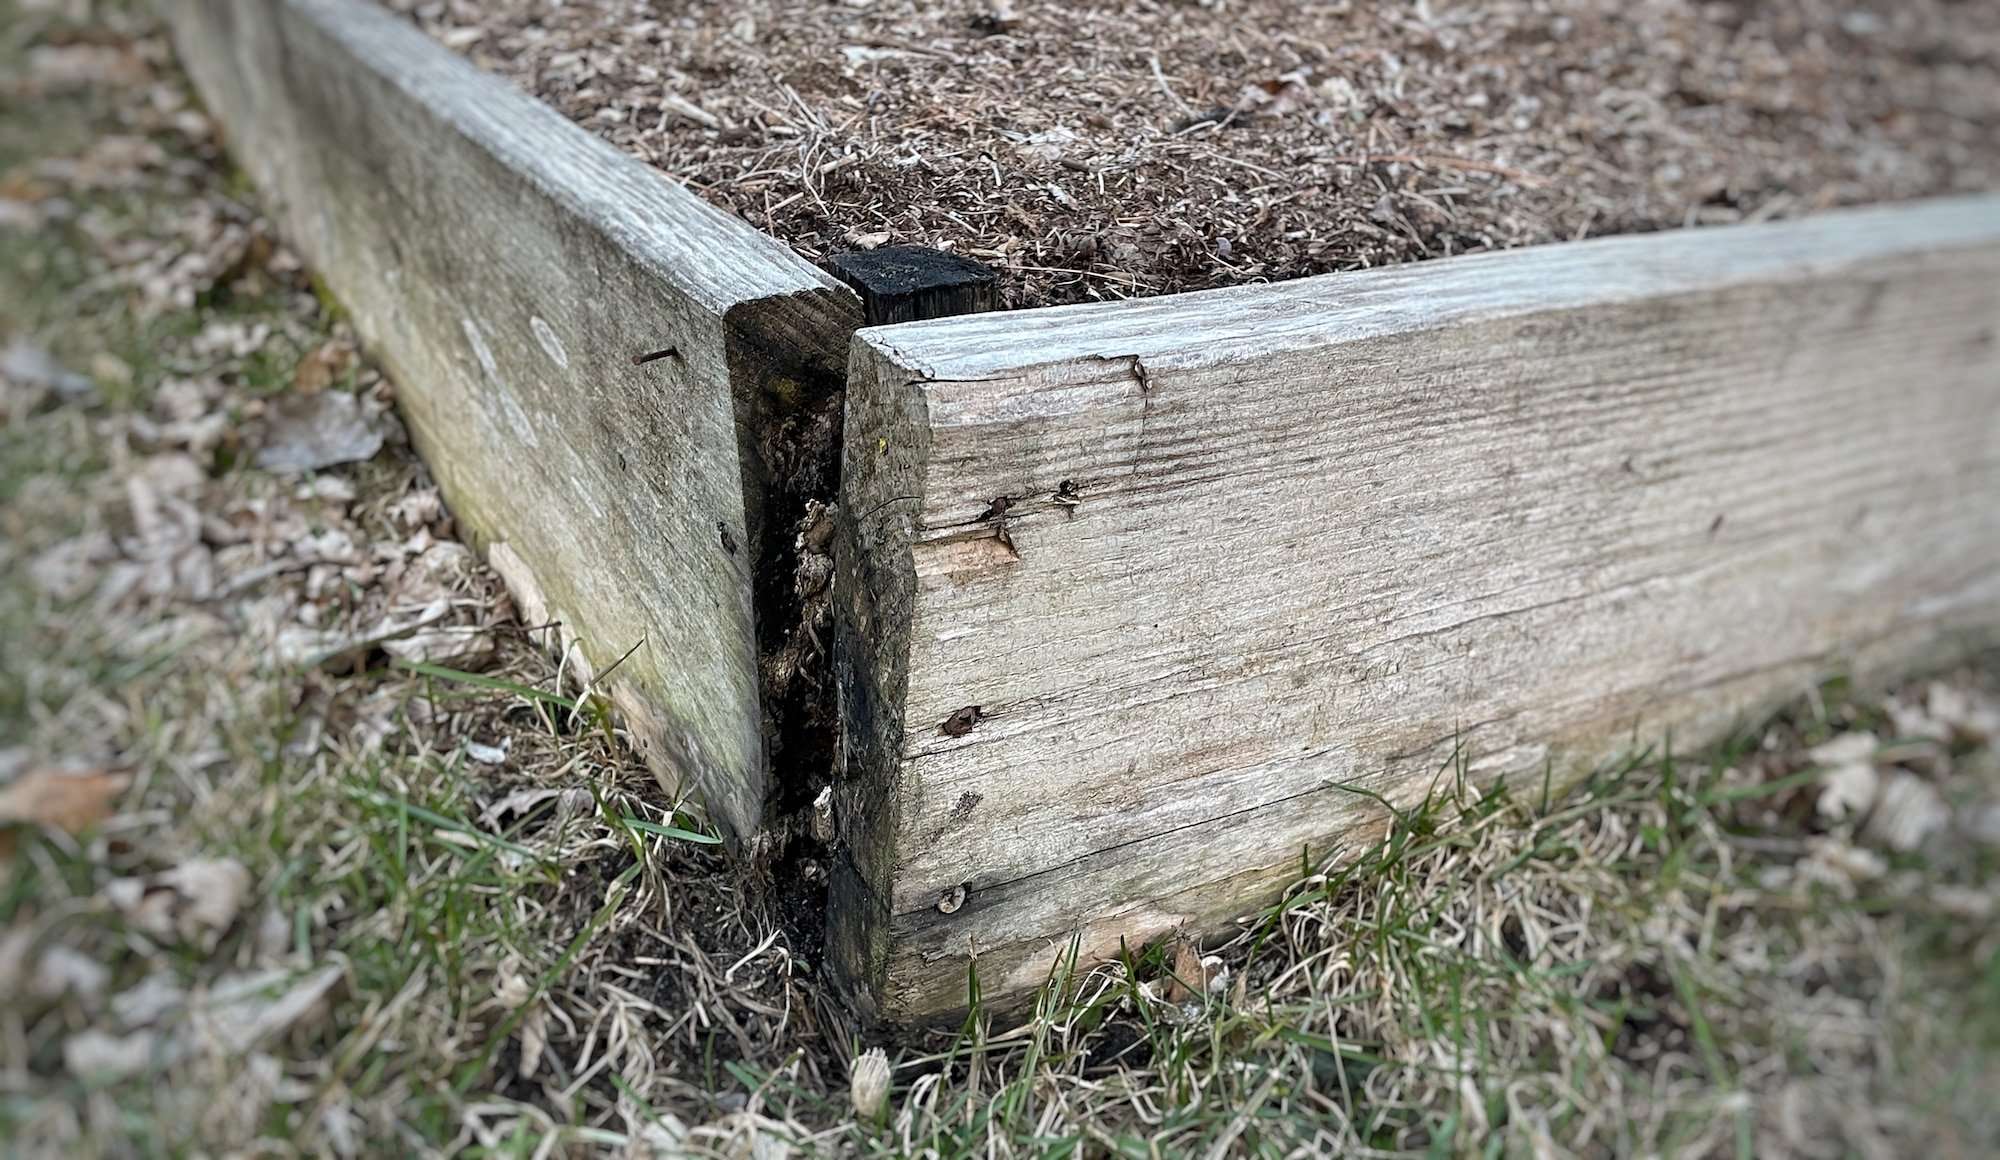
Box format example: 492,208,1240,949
408,0,2000,309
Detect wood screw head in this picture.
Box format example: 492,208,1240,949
937,884,968,914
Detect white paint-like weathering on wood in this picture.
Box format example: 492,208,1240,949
462,316,540,449
530,316,570,369
459,316,498,376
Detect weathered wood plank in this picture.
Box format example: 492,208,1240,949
833,195,2000,1020
160,0,861,840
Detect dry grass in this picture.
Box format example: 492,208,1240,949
402,0,2000,307
3,4,1998,1158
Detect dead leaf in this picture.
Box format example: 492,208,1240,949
517,1003,549,1078
0,767,131,834
479,787,565,828
1807,732,1877,766
187,964,344,1053
65,1028,163,1083
32,946,111,1003
293,339,356,395
191,319,271,359
107,857,251,949
492,965,533,1012
1815,760,1879,822
1864,773,1948,853
256,390,386,473
1797,837,1886,895
273,597,451,669
380,624,497,669
1925,681,2000,745
26,532,116,602
160,858,252,943
388,487,445,529
1162,933,1209,1003
1233,74,1316,119
112,972,189,1028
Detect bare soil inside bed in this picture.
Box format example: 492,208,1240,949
402,0,2000,308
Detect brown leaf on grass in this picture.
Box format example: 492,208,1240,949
1162,933,1209,1003
517,1004,549,1079
292,339,356,395
0,768,131,834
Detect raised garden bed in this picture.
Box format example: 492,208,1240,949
165,0,2000,1023
399,0,2000,306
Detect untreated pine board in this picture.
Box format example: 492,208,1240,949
832,195,2000,1020
160,0,861,840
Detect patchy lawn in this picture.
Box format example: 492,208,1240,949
3,4,1996,1158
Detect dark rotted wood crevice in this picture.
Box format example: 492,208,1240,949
830,247,1001,327
721,256,999,998
726,250,1003,1029
721,292,851,971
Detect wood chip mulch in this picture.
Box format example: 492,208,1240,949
402,0,2000,309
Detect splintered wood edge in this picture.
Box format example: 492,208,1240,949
836,193,2000,1020
162,0,860,841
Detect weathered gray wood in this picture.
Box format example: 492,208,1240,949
161,0,861,840
834,195,2000,1020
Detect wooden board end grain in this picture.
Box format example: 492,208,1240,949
160,0,862,841
829,247,1002,328
832,195,2000,1020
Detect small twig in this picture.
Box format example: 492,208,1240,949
1324,151,1548,187
1149,55,1193,116
850,36,966,65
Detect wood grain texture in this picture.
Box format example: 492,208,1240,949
161,0,861,840
835,195,2000,1020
